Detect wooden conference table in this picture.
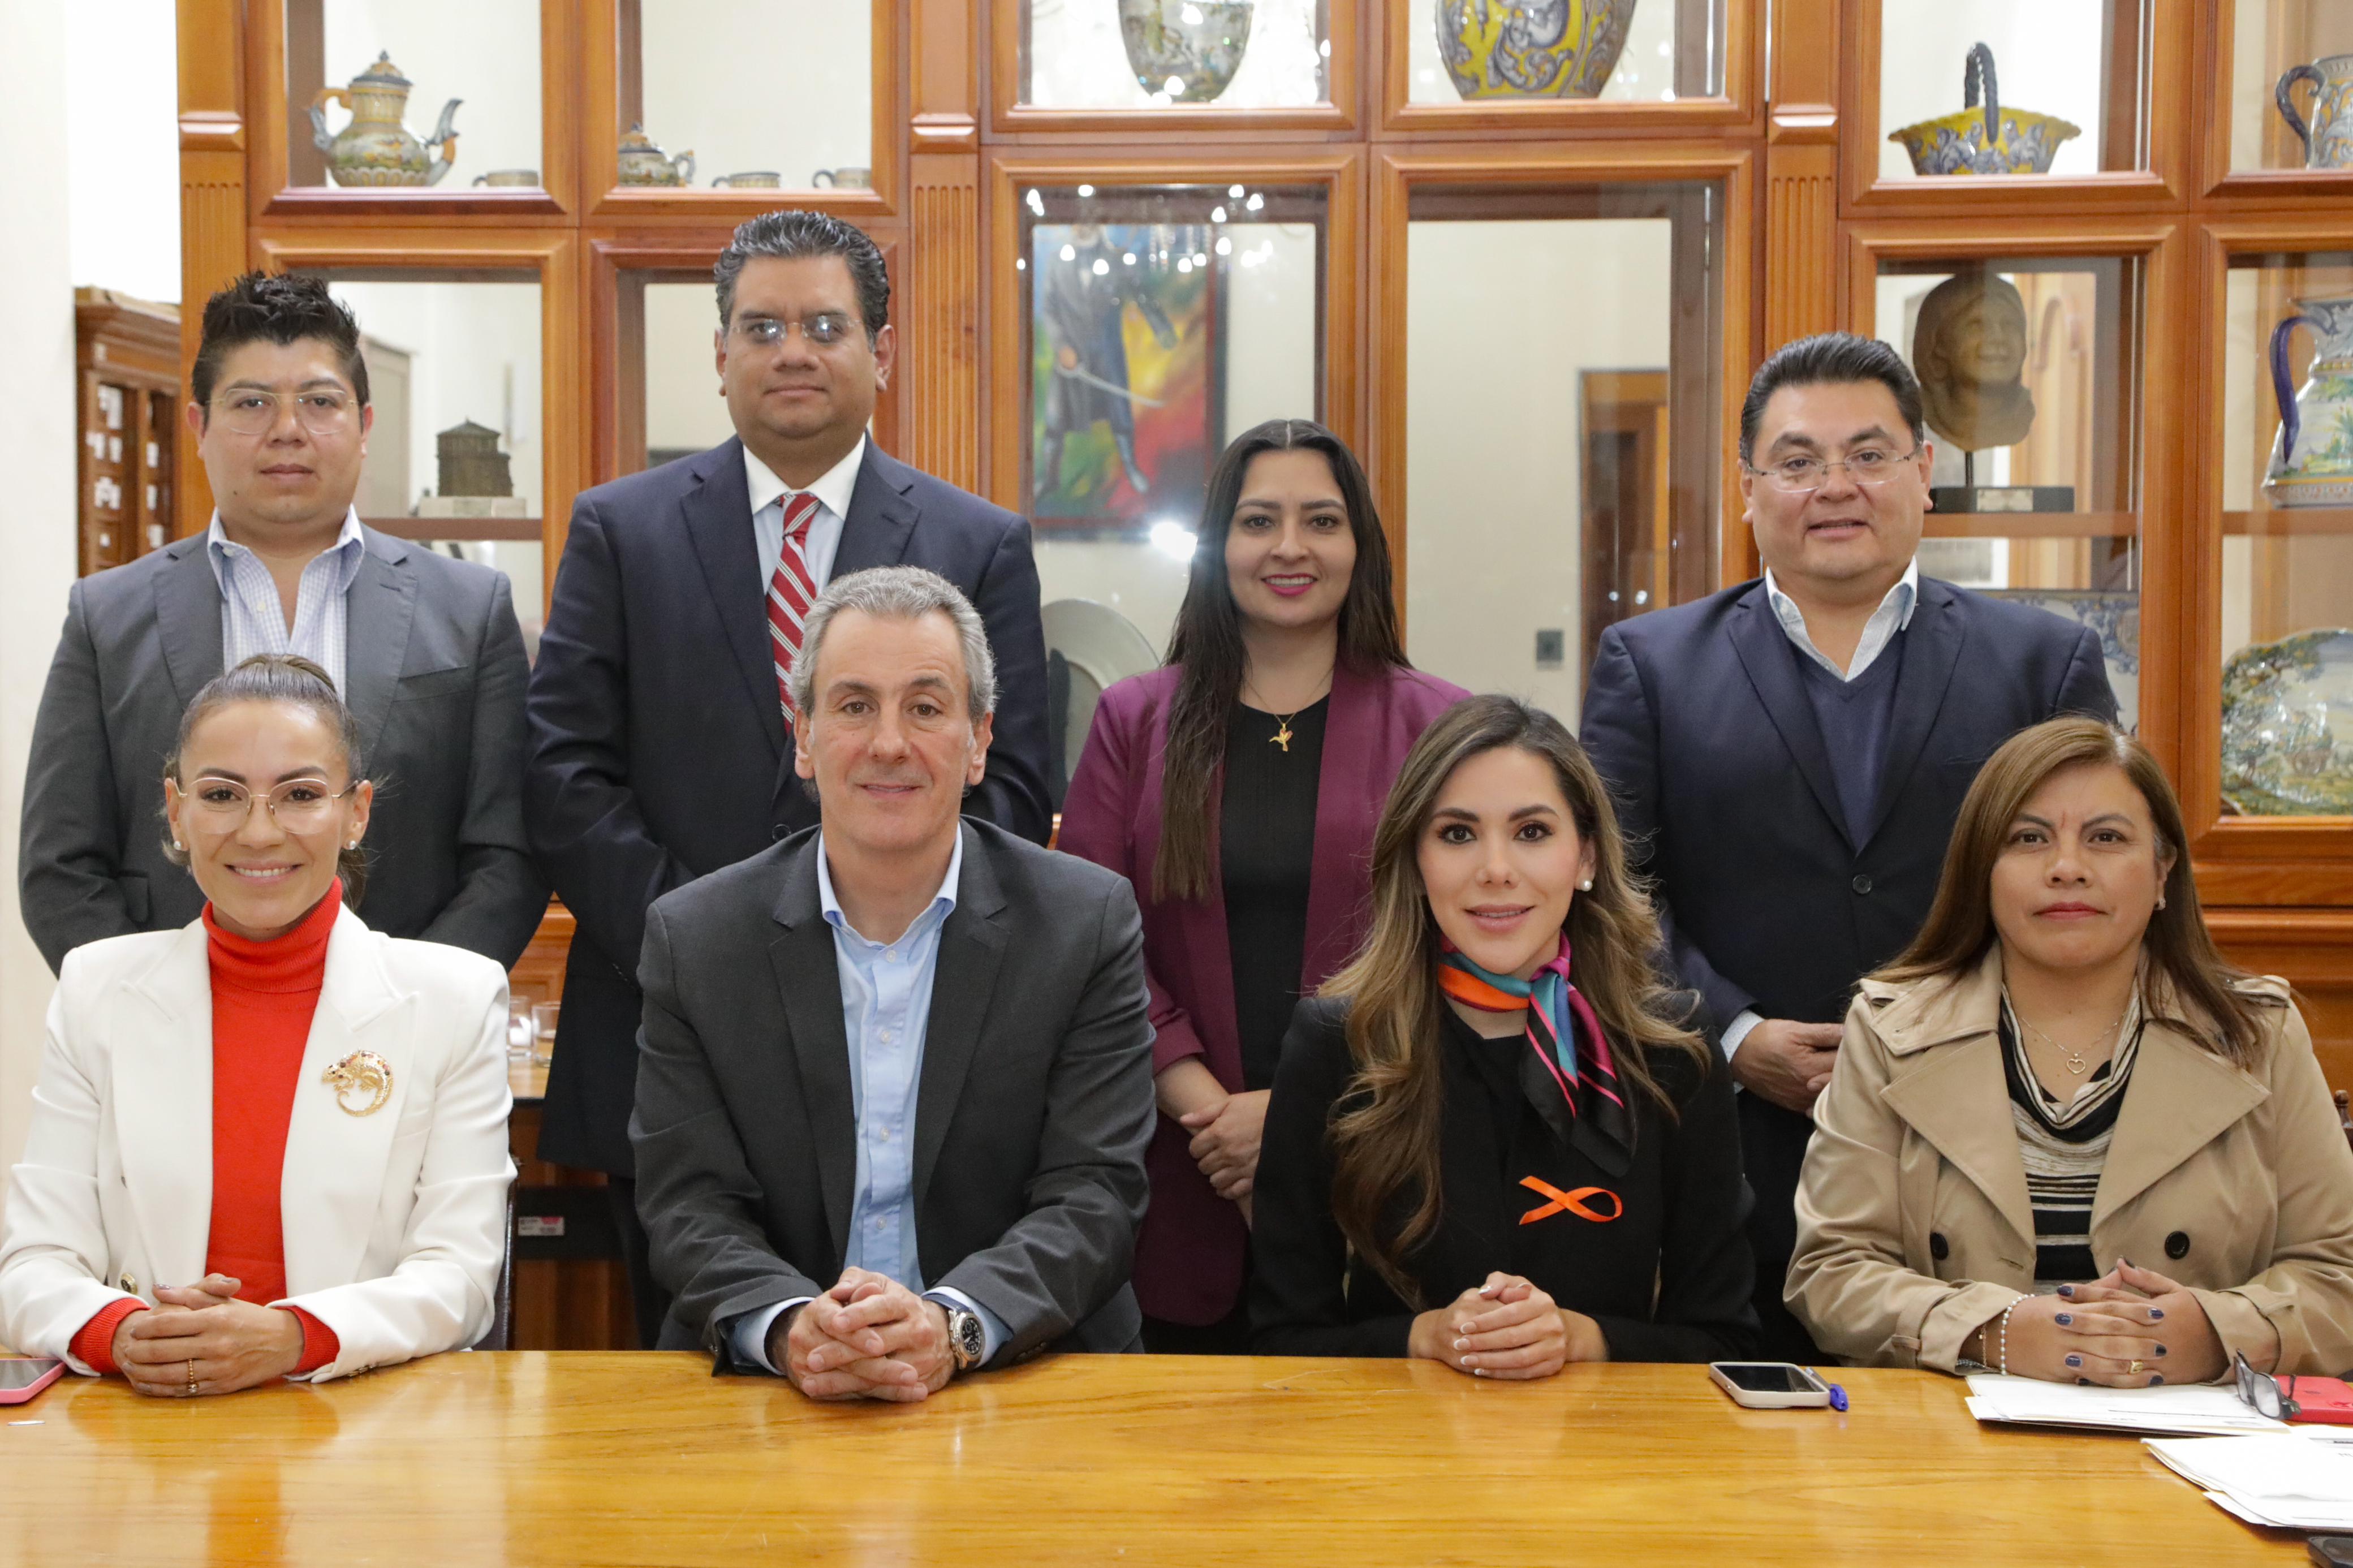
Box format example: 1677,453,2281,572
0,1354,2305,1565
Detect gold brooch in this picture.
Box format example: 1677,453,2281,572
322,1050,394,1116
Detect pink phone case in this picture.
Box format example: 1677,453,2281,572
0,1358,66,1405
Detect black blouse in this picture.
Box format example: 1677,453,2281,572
1250,995,1760,1363
1219,696,1327,1093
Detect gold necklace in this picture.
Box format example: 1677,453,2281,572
2011,997,2128,1078
1243,671,1331,755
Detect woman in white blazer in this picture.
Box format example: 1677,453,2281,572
0,654,513,1394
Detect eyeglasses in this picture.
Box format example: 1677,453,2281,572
1742,446,1921,494
730,312,859,350
182,776,363,831
2235,1351,2302,1420
211,389,358,437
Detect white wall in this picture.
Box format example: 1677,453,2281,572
0,0,82,1210
66,0,180,302
1877,1,2109,179
645,282,735,456
639,1,872,186
321,0,543,183
1404,218,1673,724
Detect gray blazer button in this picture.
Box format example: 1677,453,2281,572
1851,873,1873,895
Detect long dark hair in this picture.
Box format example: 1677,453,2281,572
161,653,372,910
1153,419,1408,902
1320,696,1710,1307
1876,717,2278,1064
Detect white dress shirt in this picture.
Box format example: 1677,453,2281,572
729,829,1010,1375
746,436,865,595
204,507,368,694
1723,560,1920,1062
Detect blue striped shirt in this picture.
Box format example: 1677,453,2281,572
204,509,368,693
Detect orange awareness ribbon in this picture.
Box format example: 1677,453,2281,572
1518,1177,1623,1226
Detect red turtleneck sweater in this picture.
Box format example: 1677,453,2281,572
72,888,343,1376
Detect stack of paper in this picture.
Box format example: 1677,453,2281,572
2145,1433,2353,1530
1963,1374,2287,1436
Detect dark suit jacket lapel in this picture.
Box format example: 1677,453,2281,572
153,537,226,707
831,443,920,576
915,824,1008,1204
1860,576,1965,850
343,529,419,765
684,439,787,763
770,839,856,1263
1725,585,1853,850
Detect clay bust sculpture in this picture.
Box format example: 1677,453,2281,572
1912,272,2036,453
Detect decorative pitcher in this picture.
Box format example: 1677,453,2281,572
2276,55,2353,169
2266,294,2353,509
617,124,693,187
310,53,459,187
1436,0,1636,100
1888,44,2079,175
1118,0,1254,102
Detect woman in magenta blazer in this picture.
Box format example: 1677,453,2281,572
1059,418,1467,1351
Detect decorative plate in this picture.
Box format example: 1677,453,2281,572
2221,627,2353,816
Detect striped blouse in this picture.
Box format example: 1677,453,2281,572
2001,991,2145,1285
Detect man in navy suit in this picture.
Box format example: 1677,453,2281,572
526,211,1052,1342
1580,333,2117,1360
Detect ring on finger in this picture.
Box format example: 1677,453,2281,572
184,1359,198,1397
2128,1359,2145,1375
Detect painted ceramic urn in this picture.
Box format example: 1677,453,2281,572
2266,293,2353,509
1889,44,2079,175
1118,0,1255,102
1436,0,1637,100
309,53,460,187
617,124,695,187
2277,54,2353,169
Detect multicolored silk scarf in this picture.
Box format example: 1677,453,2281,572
1437,933,1634,1161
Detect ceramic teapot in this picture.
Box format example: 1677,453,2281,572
617,124,693,187
310,53,460,187
2266,294,2353,509
1887,43,2079,175
1436,0,1634,100
2276,55,2353,169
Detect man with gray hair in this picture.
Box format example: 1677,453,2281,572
525,211,1053,1342
631,567,1154,1393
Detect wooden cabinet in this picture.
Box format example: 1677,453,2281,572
74,289,179,579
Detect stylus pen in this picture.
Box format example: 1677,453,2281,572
1808,1367,1850,1412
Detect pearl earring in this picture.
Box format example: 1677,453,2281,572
2156,895,2166,910
1579,878,1594,891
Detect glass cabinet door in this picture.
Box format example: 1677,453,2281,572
1872,255,2145,727
2218,251,2353,817
1402,180,1725,722
617,1,872,193
1876,1,2148,179
286,1,543,191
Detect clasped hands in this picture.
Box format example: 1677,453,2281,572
1408,1271,1609,1381
111,1273,307,1398
771,1267,958,1403
1178,1088,1268,1224
1986,1262,2227,1387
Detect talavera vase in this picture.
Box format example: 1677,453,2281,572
1436,0,1637,100
1118,0,1255,102
1887,42,2079,175
2266,293,2353,509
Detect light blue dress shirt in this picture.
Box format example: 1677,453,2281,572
731,829,1011,1373
1721,560,1921,1063
204,507,368,694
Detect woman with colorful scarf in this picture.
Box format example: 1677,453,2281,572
1250,695,1759,1370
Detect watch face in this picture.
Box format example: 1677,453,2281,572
954,1311,985,1365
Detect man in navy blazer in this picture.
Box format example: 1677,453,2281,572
1581,333,2117,1360
526,211,1052,1341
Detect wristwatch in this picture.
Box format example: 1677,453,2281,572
941,1302,985,1372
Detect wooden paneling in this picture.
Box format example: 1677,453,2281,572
2210,908,2353,1089
908,162,981,491
1,1357,2305,1564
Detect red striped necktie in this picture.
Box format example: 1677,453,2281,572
766,491,822,723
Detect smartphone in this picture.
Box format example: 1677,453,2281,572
2308,1537,2353,1568
0,1359,64,1406
1709,1361,1834,1409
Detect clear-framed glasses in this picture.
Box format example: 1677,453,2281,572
211,388,359,437
1742,446,1922,494
2235,1350,2300,1420
730,312,860,350
182,775,362,831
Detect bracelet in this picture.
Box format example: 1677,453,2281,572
1995,1298,2024,1377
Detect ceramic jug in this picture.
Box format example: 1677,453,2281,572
310,53,460,187
617,124,693,187
2266,294,2353,508
2276,55,2353,169
1436,0,1635,100
712,171,782,188
811,168,870,188
1888,43,2079,175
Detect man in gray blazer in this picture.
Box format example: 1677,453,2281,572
18,272,542,971
631,567,1153,1395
